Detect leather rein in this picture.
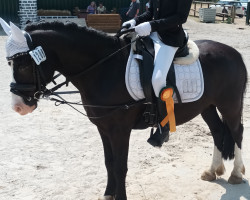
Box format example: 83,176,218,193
7,28,146,119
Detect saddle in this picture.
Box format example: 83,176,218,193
132,35,189,126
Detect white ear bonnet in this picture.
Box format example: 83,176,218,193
0,18,29,57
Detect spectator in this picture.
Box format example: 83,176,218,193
126,0,140,20
97,2,106,14
111,7,117,14
146,2,150,11
87,1,96,14
73,7,81,16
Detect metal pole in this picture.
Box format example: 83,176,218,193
231,5,235,23
246,2,250,25
194,2,197,17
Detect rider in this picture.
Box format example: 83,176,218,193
123,0,193,147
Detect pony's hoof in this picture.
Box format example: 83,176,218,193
228,175,243,184
201,170,216,181
98,195,114,200
216,164,225,176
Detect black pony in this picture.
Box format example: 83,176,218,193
2,21,247,200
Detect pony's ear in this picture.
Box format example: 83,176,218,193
0,18,11,36
10,21,26,43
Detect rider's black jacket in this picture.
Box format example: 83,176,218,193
135,0,193,47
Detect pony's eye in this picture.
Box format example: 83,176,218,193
8,61,12,66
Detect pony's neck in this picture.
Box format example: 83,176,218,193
31,27,124,77
68,32,120,76
30,27,132,105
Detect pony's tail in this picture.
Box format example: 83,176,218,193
221,121,235,160
222,61,247,160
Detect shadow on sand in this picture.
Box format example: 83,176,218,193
214,178,250,200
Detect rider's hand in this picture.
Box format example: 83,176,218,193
135,22,151,37
122,19,136,31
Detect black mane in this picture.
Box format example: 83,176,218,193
25,21,118,43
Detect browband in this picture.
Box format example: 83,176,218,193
6,51,29,60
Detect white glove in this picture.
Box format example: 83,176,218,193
135,22,152,37
122,19,136,31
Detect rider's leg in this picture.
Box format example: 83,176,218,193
147,32,178,147
151,32,178,97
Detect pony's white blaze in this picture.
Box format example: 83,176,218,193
1,17,36,116
10,63,36,115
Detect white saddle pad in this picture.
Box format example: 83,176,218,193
125,47,204,103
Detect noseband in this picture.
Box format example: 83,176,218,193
8,58,47,106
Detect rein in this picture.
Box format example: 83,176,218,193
48,94,146,119
8,28,145,118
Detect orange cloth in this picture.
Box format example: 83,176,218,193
160,88,176,132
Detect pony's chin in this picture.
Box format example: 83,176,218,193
13,103,36,115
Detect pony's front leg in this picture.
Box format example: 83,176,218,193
98,127,131,200
98,132,116,200
228,144,245,184
110,129,131,200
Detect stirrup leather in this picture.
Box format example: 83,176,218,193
160,87,176,132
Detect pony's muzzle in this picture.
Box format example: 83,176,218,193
12,103,36,115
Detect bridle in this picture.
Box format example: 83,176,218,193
8,50,70,106
7,32,65,106
7,29,146,118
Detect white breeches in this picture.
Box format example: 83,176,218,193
150,32,178,97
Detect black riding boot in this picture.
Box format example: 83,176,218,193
147,124,170,147
147,99,170,147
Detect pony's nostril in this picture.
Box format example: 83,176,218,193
14,105,22,113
